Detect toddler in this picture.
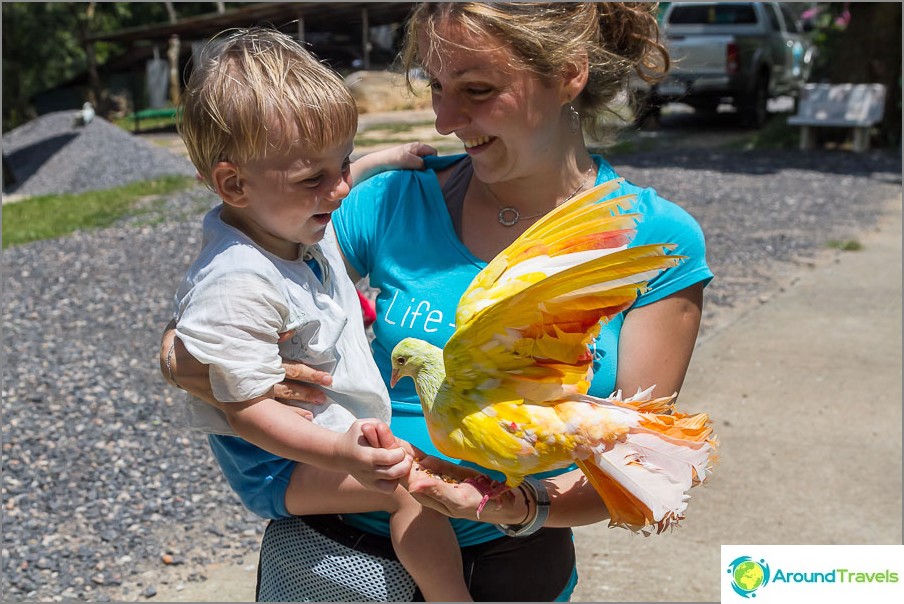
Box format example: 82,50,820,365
171,26,469,602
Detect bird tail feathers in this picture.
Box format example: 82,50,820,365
572,391,718,535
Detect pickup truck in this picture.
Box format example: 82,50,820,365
638,1,815,127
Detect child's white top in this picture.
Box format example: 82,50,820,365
173,206,391,435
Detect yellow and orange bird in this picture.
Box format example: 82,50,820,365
390,178,717,534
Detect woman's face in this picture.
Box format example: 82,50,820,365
420,22,569,185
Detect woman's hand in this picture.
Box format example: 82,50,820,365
406,457,529,525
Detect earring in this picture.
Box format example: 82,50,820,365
568,103,580,134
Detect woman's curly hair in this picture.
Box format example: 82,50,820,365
400,2,669,141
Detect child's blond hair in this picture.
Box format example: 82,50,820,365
179,26,358,188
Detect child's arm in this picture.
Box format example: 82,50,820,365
350,142,436,186
224,394,412,493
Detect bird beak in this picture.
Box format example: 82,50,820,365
389,369,399,388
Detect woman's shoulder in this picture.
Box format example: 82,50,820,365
594,157,703,239
342,153,466,220
592,156,707,259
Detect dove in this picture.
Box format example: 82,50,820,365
390,178,717,534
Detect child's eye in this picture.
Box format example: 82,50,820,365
298,175,322,188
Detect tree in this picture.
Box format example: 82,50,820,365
1,2,231,133
828,3,901,147
807,2,902,147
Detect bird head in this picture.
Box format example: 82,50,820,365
389,337,439,388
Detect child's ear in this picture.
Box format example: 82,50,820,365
212,161,248,208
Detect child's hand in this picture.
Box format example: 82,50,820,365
334,419,413,493
377,142,437,170
350,142,437,185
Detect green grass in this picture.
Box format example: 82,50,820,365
725,114,801,151
826,239,863,252
113,114,179,133
359,119,435,134
2,175,197,248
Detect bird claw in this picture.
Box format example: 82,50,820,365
462,476,509,519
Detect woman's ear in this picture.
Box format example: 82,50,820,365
560,53,590,104
211,161,248,208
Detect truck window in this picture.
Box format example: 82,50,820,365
765,4,782,31
779,4,800,33
668,3,757,25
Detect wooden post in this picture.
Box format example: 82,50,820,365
167,34,181,106
799,125,816,150
362,7,370,70
852,127,870,153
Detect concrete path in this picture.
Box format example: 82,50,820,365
151,194,902,602
572,194,903,602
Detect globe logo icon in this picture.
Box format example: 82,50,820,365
727,556,770,598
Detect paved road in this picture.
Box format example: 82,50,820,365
149,187,902,604
572,194,902,602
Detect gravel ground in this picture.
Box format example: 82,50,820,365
1,116,901,601
2,111,196,199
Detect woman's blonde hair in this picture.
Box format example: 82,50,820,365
400,2,668,140
179,27,358,188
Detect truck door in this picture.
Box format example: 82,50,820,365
778,3,808,85
763,2,790,91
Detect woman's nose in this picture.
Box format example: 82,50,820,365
433,94,468,136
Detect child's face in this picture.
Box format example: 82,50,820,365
219,136,354,259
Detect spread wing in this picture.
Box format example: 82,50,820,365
443,179,683,404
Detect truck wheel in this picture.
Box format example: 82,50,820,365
740,75,769,129
689,99,720,114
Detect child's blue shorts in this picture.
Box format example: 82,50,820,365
208,434,296,519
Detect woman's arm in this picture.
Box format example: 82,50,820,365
615,282,705,399
159,321,333,409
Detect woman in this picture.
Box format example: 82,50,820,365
162,3,712,600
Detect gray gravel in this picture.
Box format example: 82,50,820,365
1,115,900,601
3,111,196,198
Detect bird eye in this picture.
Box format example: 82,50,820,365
396,357,406,365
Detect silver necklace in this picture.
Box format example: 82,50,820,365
491,165,596,227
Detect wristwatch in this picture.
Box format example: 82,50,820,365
497,476,550,537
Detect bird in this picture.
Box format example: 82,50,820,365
74,102,95,127
390,178,717,534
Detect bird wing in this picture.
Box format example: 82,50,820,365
443,179,683,404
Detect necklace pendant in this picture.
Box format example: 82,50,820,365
498,207,520,227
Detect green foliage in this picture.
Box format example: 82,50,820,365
2,2,253,133
804,3,852,82
2,175,196,248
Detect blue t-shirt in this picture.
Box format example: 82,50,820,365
332,154,713,545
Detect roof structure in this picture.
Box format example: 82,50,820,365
83,2,418,44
